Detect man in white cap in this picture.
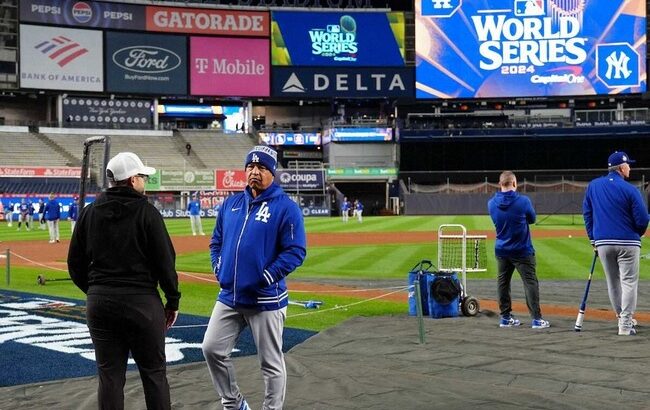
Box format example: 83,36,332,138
583,151,649,336
202,145,307,410
68,152,180,409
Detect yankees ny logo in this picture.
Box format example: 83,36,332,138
605,51,631,80
255,201,271,223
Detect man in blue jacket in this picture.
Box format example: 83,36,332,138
488,171,550,329
583,151,649,336
202,145,306,410
187,194,205,236
43,193,61,243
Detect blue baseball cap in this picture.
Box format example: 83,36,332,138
608,151,636,167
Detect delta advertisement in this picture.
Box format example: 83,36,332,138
190,37,269,97
272,67,413,98
272,11,405,66
105,32,187,95
19,24,103,91
19,0,145,30
415,0,647,98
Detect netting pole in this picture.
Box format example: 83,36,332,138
414,278,426,344
5,248,9,286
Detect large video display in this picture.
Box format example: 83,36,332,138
272,11,405,66
415,0,646,98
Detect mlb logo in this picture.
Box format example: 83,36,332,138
327,25,340,33
514,0,545,17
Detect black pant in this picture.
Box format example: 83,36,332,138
496,254,542,319
86,293,170,410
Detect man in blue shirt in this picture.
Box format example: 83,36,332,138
68,196,79,232
43,193,61,243
187,194,205,236
488,171,550,329
583,151,649,336
202,146,306,410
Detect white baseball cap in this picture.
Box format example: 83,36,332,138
106,152,156,181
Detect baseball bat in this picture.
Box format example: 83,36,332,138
574,252,598,332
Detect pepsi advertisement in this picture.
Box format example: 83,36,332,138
272,11,405,66
105,32,187,95
20,0,145,30
415,0,646,98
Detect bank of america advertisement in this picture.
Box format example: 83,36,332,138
272,11,405,66
20,24,103,91
106,32,187,95
415,0,646,98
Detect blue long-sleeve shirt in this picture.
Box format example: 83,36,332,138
583,171,649,247
187,200,201,216
488,190,536,258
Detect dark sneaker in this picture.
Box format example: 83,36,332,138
499,316,521,328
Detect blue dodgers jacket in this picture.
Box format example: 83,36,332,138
210,182,306,310
43,199,61,221
488,190,536,258
583,172,649,247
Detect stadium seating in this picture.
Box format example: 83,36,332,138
178,130,257,169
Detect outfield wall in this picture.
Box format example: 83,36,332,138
403,192,595,215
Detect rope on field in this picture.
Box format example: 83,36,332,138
8,251,68,272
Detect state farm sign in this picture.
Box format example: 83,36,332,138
0,166,81,178
215,169,247,191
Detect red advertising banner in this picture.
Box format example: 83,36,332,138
146,6,269,36
0,166,81,178
215,169,247,191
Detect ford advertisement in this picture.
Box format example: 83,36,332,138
272,11,405,66
415,0,646,98
106,31,187,95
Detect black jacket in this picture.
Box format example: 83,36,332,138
67,186,180,311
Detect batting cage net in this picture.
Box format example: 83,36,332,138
79,136,111,206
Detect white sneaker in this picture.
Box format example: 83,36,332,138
531,318,551,329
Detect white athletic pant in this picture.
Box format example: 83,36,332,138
598,245,640,324
202,302,287,410
189,215,204,235
47,219,59,242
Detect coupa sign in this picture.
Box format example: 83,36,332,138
272,67,413,98
277,169,325,191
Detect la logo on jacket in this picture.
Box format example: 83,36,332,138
255,201,271,223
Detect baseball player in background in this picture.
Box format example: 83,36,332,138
26,197,35,229
187,194,205,236
5,201,13,227
38,198,46,230
354,199,364,223
68,196,79,233
341,196,351,222
43,193,61,243
17,198,30,231
583,151,649,336
202,146,306,410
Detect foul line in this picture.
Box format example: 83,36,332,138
8,250,68,272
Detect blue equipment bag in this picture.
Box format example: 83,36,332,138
407,260,435,316
427,272,461,318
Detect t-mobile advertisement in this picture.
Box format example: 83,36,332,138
415,0,646,98
190,37,269,97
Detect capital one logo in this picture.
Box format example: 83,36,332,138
596,43,640,89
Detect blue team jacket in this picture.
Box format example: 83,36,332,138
43,199,61,221
210,183,307,310
187,200,201,216
488,190,536,258
583,172,649,247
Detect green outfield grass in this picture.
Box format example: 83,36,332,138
3,215,649,332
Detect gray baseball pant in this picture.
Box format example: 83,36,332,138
597,245,640,324
202,301,287,410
